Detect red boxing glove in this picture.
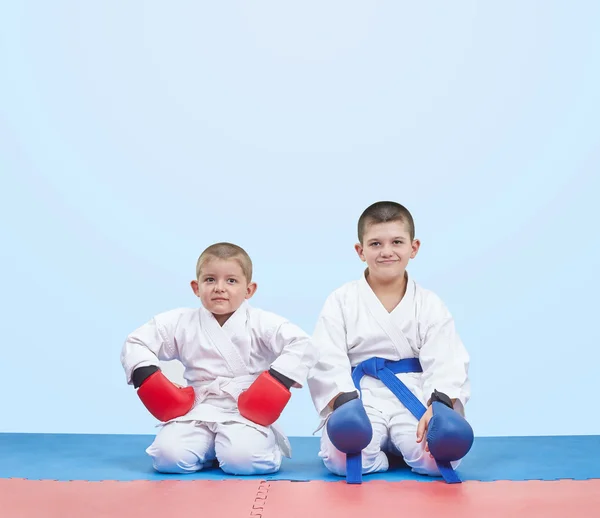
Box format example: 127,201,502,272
137,370,195,422
238,371,291,426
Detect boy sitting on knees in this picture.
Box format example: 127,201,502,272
307,202,473,484
121,242,316,475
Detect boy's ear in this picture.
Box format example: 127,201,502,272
354,242,366,262
190,279,200,297
246,282,258,299
410,238,421,259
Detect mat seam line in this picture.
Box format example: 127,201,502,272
248,479,270,518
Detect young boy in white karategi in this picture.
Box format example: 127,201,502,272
121,242,316,475
307,201,473,484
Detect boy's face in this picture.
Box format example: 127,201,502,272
355,220,420,281
190,258,257,318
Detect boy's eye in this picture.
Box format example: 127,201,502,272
394,240,403,245
205,277,214,282
370,242,380,246
227,279,237,284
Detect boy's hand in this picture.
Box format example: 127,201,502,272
238,371,291,426
327,397,372,455
135,369,195,422
416,405,434,453
416,395,458,454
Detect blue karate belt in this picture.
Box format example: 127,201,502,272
349,356,461,484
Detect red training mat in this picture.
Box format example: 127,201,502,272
259,479,600,518
0,479,262,518
1,478,599,518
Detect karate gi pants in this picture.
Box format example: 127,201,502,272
146,420,282,475
319,376,461,477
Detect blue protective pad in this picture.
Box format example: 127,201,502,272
0,433,598,482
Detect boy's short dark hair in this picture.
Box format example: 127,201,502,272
357,201,415,243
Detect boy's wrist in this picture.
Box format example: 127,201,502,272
332,391,358,410
132,365,160,388
268,368,295,390
428,389,454,409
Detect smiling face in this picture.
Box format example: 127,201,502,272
354,220,420,282
190,257,256,323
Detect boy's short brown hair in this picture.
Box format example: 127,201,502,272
357,201,415,243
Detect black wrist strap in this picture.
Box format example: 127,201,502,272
430,389,453,409
333,391,359,410
269,368,295,390
132,365,160,389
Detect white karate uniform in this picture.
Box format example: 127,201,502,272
121,301,316,475
307,271,470,477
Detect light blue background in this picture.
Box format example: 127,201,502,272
1,1,599,438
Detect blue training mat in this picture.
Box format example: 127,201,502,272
0,434,598,482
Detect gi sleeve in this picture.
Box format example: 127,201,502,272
306,294,357,419
120,309,181,385
418,294,471,411
268,319,317,389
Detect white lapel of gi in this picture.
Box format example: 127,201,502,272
358,271,415,359
199,301,250,377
